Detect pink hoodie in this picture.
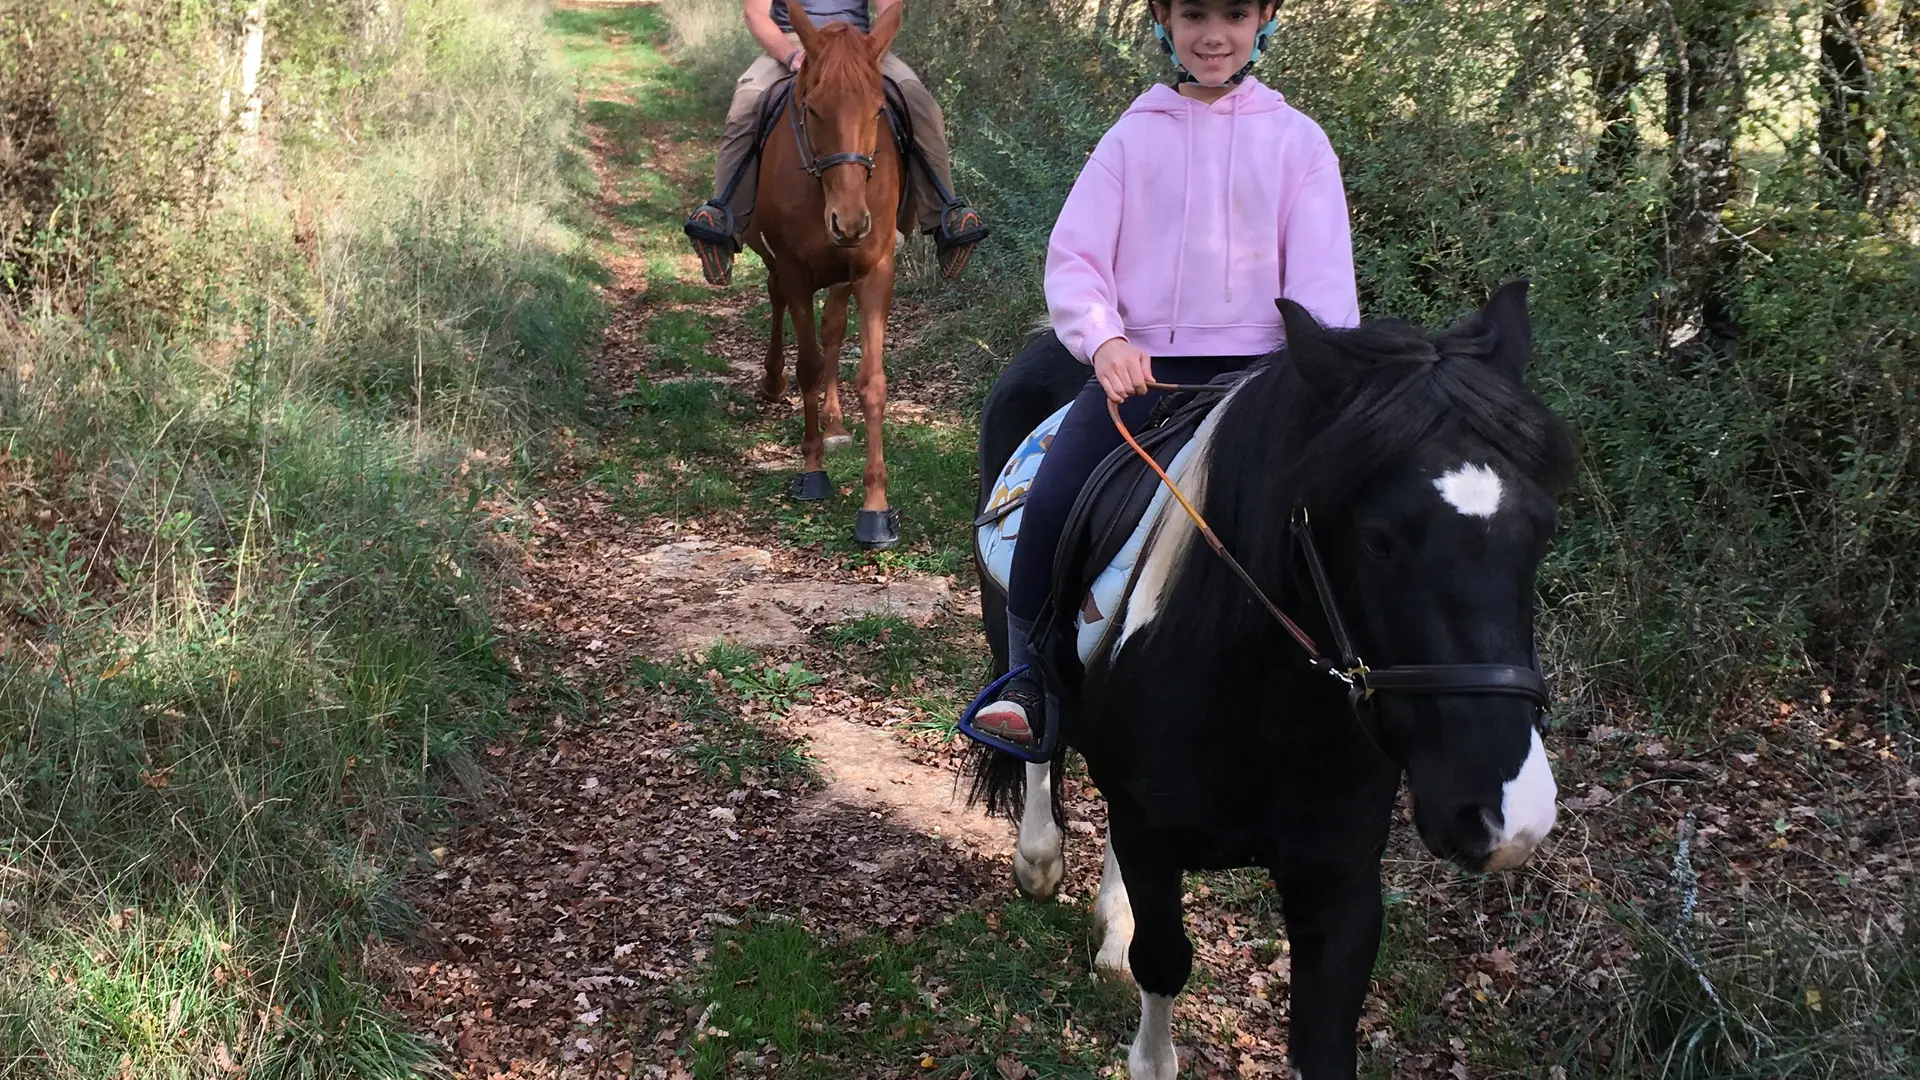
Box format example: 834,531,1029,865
1046,78,1360,363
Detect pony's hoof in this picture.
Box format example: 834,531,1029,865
823,432,854,451
854,508,901,550
787,471,832,501
1013,845,1064,901
758,379,787,404
1094,937,1135,983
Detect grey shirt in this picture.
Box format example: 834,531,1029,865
770,0,869,33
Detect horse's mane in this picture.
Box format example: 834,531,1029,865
1164,308,1577,647
805,22,883,100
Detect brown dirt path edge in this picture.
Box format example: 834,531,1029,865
375,5,1029,1077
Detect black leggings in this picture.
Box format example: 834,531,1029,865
1006,334,1260,622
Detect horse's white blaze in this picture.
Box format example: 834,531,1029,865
1485,728,1557,870
1129,992,1178,1080
1434,462,1504,518
1094,838,1135,980
1013,761,1065,900
1116,382,1243,651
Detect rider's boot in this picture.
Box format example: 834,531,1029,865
685,201,741,286
975,611,1041,746
932,200,989,282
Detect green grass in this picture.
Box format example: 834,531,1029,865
0,0,601,1073
684,904,1136,1078
648,309,726,372
753,418,979,575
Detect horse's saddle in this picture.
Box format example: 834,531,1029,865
975,370,1255,666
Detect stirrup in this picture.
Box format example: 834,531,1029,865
959,666,1056,763
685,202,741,286
933,202,988,282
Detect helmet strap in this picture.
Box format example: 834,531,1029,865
1155,16,1280,87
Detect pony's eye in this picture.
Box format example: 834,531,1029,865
1361,530,1396,559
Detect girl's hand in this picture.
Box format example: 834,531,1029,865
786,49,805,72
1092,338,1154,403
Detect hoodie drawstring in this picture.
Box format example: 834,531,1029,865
1169,97,1194,345
1224,91,1240,304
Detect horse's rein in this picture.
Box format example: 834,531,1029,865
1106,384,1358,689
1106,382,1554,724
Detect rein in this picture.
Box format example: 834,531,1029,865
1107,383,1550,723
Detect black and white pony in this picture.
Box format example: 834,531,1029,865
971,284,1576,1080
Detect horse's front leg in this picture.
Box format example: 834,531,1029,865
1276,858,1385,1080
819,282,854,449
760,271,787,403
849,266,898,548
1013,760,1064,900
1094,833,1135,981
781,266,831,501
1111,806,1189,1080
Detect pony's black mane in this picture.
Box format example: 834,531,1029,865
1170,308,1577,647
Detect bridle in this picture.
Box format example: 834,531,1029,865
788,76,882,180
1110,384,1552,732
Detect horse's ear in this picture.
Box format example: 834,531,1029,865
1481,278,1532,381
788,2,820,52
868,1,904,59
1277,298,1351,402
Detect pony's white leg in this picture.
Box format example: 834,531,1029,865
1127,991,1178,1080
1012,761,1064,900
1094,836,1135,981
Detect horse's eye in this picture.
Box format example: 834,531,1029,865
1361,530,1396,560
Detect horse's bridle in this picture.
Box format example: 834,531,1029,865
1109,386,1552,731
788,79,881,180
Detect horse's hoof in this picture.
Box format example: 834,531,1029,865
854,508,901,550
823,432,854,451
758,381,787,404
1094,937,1136,984
787,471,832,501
1013,846,1064,901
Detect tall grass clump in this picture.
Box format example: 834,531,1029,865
0,0,600,1073
660,0,762,110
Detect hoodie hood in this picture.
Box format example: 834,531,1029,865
1044,77,1360,364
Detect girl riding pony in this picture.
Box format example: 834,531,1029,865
974,0,1361,745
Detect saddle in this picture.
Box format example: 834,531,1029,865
1045,371,1253,660
965,368,1255,762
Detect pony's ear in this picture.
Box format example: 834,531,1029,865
788,2,820,53
1480,278,1532,381
1277,298,1351,401
868,1,904,59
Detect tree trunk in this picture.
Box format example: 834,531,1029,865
1819,0,1874,199
1585,8,1653,188
238,1,268,144
1660,0,1754,357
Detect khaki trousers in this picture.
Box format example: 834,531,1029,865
710,36,957,238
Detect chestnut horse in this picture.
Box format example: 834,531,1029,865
746,3,906,550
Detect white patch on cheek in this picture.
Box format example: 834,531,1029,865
1496,728,1558,854
1434,463,1504,518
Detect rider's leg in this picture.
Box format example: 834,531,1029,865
975,340,1185,743
687,51,789,285
880,55,988,280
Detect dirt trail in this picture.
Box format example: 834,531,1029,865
379,7,1050,1076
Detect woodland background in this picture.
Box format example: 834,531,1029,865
3,0,1916,1075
